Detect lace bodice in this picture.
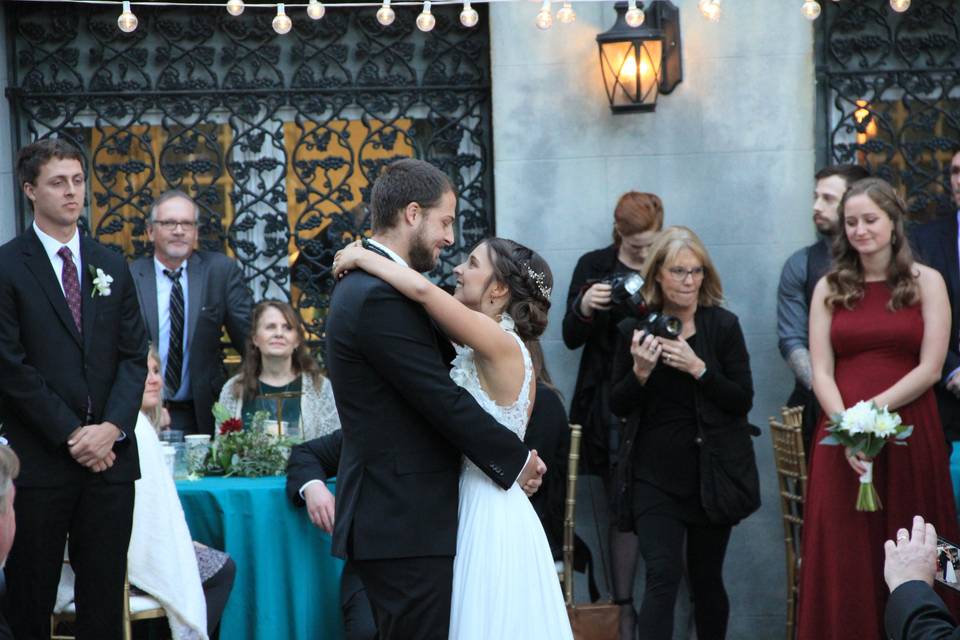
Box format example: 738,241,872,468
449,321,534,443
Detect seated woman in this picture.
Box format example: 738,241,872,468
57,346,236,640
218,300,339,439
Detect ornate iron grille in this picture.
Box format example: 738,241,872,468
6,2,494,348
816,0,960,218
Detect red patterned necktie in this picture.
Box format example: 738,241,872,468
57,246,82,333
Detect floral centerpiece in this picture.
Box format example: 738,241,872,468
205,403,297,477
819,400,913,511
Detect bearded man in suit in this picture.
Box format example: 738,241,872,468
0,138,148,639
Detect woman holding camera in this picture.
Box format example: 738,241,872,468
610,226,754,640
563,192,663,639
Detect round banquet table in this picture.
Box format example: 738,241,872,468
176,476,345,640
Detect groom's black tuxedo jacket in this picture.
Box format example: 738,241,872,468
0,227,147,486
324,259,529,561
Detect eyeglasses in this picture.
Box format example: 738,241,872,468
666,266,705,281
152,220,197,231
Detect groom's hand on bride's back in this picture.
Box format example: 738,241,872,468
518,450,547,497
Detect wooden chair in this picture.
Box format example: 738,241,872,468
561,423,582,603
769,406,807,640
51,573,167,640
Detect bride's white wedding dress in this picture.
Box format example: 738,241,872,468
448,321,574,640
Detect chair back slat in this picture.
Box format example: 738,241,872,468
562,424,582,606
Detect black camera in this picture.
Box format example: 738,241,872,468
600,272,682,340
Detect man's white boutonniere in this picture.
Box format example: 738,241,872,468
88,265,113,298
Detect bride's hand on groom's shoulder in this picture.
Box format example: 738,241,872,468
332,239,366,279
518,450,547,497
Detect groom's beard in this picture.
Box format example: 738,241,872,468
409,227,438,273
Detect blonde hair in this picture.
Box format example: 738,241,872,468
0,446,20,515
145,345,164,431
640,226,724,308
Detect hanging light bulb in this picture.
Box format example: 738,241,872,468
226,0,245,16
416,1,436,31
890,0,910,12
698,0,721,22
800,0,821,20
117,1,139,33
535,0,553,30
625,0,645,27
273,3,293,34
460,1,479,27
376,0,396,26
307,0,326,20
556,1,576,24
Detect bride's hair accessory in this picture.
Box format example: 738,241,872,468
525,264,552,302
498,312,516,332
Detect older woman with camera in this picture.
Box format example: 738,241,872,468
609,226,755,640
563,192,663,639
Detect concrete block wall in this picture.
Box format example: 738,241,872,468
490,1,816,636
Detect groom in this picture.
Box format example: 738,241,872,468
323,159,545,639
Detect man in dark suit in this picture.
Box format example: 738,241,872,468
322,159,545,639
884,515,960,639
130,190,252,435
0,138,148,639
912,148,960,445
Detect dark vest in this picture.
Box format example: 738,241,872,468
804,239,832,307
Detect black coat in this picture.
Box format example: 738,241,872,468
562,245,628,473
0,227,147,486
524,382,570,558
885,580,960,640
323,264,529,561
609,305,753,500
910,216,960,441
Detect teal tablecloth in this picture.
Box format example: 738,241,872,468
176,476,345,640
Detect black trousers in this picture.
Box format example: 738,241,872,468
634,503,732,640
5,479,134,640
351,556,452,640
341,561,377,640
203,556,236,639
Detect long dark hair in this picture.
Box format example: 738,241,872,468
824,178,919,311
234,300,322,400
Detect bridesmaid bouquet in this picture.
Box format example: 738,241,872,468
820,401,913,512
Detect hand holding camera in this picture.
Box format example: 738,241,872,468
579,282,613,317
630,329,662,384
659,335,706,378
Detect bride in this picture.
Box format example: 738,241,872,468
335,236,573,639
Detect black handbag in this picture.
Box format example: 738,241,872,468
697,423,762,525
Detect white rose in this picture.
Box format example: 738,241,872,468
840,400,877,435
873,408,902,438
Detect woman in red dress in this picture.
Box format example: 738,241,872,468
797,177,959,639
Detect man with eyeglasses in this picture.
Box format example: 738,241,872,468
131,190,253,434
776,164,870,455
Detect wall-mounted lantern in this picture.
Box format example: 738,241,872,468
596,1,682,113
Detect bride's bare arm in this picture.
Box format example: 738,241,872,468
335,243,516,361
871,266,949,411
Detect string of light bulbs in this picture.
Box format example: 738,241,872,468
801,0,910,21
18,0,735,33
19,0,920,31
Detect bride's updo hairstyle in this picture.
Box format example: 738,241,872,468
825,177,919,312
483,238,553,342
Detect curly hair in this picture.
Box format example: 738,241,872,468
481,238,553,348
234,301,322,401
640,226,723,309
824,177,919,311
